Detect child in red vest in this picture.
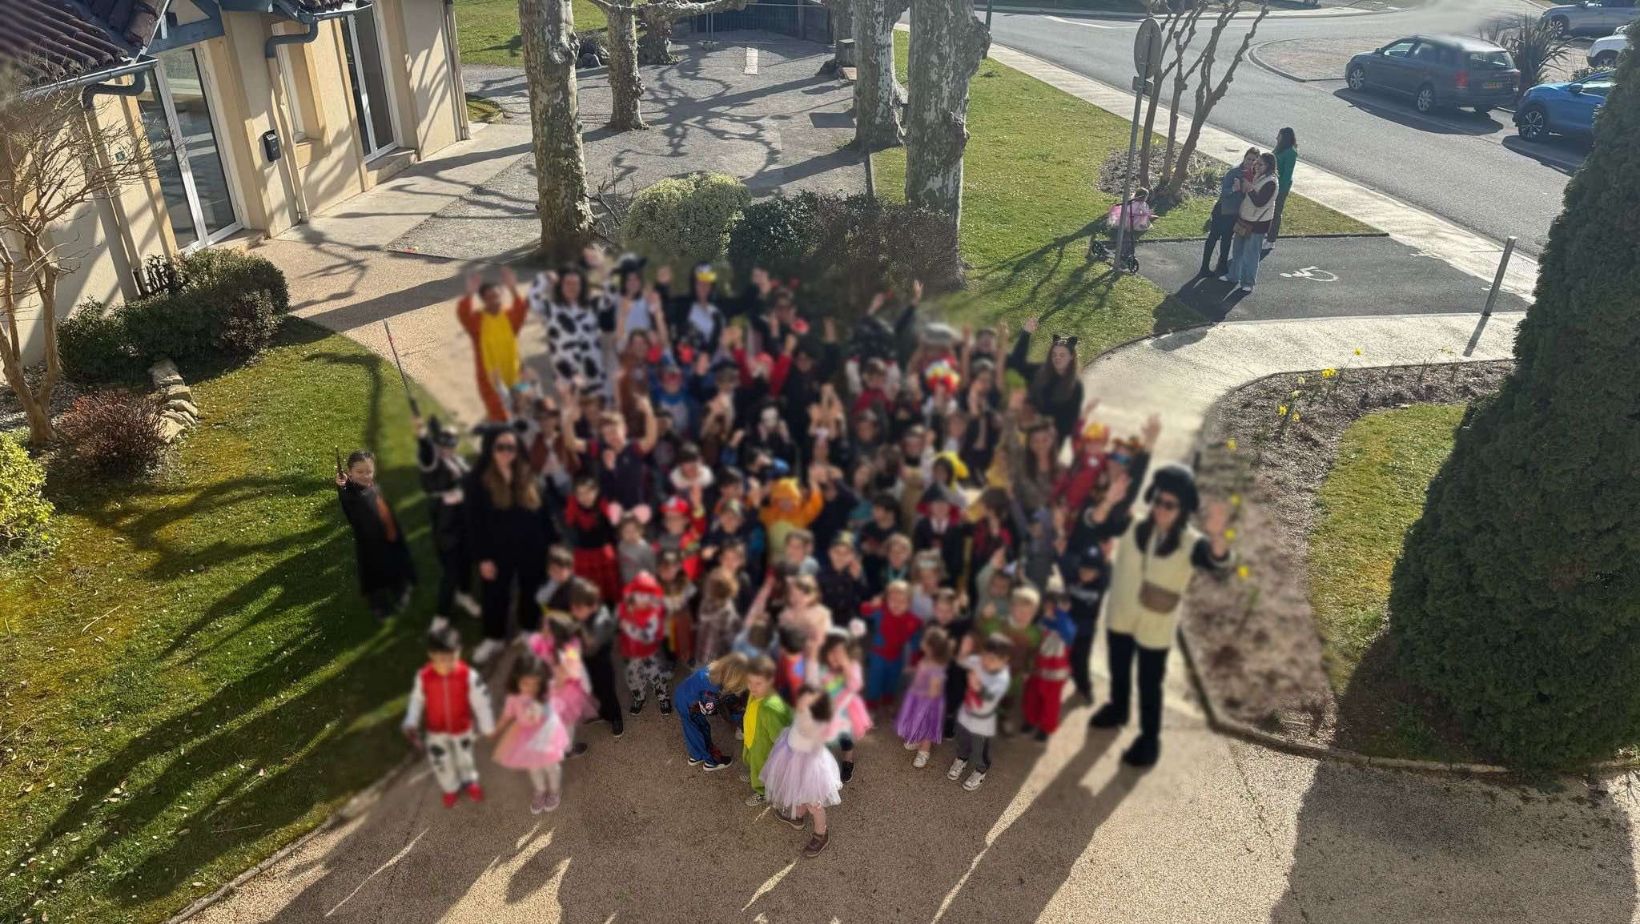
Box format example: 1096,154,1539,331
1022,588,1079,741
402,626,496,807
619,572,673,715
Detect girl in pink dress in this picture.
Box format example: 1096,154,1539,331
812,632,872,784
543,615,598,728
492,654,570,813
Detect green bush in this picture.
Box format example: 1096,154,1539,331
0,433,53,559
59,250,289,384
622,172,751,276
1387,23,1640,771
726,192,963,323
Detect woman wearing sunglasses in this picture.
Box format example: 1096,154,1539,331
464,425,549,665
1086,462,1231,768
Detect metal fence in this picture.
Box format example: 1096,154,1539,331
678,0,835,47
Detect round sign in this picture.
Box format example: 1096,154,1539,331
1134,17,1164,79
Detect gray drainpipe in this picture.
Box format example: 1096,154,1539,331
265,18,321,58
77,59,158,109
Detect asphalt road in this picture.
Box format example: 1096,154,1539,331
987,0,1588,257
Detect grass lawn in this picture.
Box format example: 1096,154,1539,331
455,0,608,66
1307,403,1464,693
874,32,1371,355
0,322,441,923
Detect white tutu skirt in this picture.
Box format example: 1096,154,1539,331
759,731,842,811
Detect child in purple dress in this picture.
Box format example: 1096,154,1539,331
760,685,842,858
491,654,571,814
895,626,952,768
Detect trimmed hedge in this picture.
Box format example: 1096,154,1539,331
621,172,751,275
727,192,963,323
60,250,289,384
0,433,53,559
1387,21,1640,771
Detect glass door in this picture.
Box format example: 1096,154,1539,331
136,49,241,250
340,6,397,159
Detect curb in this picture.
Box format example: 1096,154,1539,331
1001,1,1399,19
1175,362,1640,779
1135,231,1390,244
164,754,421,923
1249,40,1341,83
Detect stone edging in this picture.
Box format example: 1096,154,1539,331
164,755,419,923
1175,364,1640,778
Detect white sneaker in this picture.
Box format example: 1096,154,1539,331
946,758,967,781
913,750,930,769
455,592,482,618
1218,274,1232,283
904,739,920,750
963,770,987,791
1240,284,1254,293
472,638,505,665
745,791,766,807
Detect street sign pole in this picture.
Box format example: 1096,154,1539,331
1099,17,1164,272
1483,235,1517,316
986,0,994,27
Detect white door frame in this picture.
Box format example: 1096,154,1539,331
153,47,245,249
341,4,403,161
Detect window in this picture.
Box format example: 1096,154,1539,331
135,49,241,249
1382,40,1416,58
340,6,397,159
276,45,308,141
1465,50,1513,70
1412,43,1443,63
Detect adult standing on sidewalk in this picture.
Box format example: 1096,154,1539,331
1267,128,1298,249
465,426,549,665
1223,153,1279,294
1200,148,1258,277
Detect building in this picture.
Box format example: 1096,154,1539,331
0,0,470,361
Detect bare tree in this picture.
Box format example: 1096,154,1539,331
853,0,911,151
904,0,989,228
823,0,856,71
1134,0,1206,184
636,0,754,66
1158,0,1268,199
0,66,156,444
520,0,594,262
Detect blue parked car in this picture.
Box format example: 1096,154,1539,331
1514,75,1615,139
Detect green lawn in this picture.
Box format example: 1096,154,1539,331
1308,404,1464,693
875,32,1371,354
455,0,608,66
0,323,441,923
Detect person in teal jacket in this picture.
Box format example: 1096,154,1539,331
1268,127,1298,247
743,655,794,806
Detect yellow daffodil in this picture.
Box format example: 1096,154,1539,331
1353,348,1363,356
1278,405,1288,416
1230,493,1242,507
1224,528,1237,541
1226,438,1238,452
1236,564,1250,580
1321,368,1337,379
1292,412,1302,422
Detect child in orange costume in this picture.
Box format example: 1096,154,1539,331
760,473,824,557
457,267,528,422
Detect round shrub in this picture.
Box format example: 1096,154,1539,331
622,172,751,276
0,433,53,558
727,192,823,285
55,390,168,477
60,299,145,385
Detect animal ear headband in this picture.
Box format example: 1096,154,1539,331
1051,333,1079,350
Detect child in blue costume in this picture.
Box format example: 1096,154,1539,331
675,653,750,771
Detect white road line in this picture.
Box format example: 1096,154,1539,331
744,46,759,75
1044,14,1126,28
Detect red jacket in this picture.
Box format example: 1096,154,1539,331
618,573,667,659
408,661,496,735
865,603,921,662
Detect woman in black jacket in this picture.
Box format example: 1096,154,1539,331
1005,316,1085,447
464,425,549,664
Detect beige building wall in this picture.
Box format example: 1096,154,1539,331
14,0,465,367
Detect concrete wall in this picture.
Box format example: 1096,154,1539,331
12,0,466,367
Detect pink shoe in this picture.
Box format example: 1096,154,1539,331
541,791,561,813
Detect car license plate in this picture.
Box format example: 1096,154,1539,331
1483,81,1504,90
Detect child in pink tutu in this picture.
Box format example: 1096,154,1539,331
491,653,570,814
537,614,598,729
896,626,952,768
812,632,871,784
760,685,842,858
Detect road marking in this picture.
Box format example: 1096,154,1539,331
744,46,759,75
1044,14,1126,28
1280,266,1339,282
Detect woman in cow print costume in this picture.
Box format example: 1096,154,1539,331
530,265,614,395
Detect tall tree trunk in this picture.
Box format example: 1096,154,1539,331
599,4,647,130
638,6,678,65
828,0,856,69
905,0,989,227
520,0,594,262
853,0,910,151
1135,74,1163,186
0,265,53,445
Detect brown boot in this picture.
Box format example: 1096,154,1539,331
802,831,829,858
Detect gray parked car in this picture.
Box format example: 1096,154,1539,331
1541,0,1639,37
1345,35,1521,115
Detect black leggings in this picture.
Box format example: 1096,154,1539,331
434,543,471,617
479,555,545,640
1105,629,1169,743
1071,617,1097,701
1202,211,1236,272
585,647,624,723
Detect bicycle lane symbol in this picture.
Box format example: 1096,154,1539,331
1279,266,1339,282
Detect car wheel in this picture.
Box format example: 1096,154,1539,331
1347,66,1367,91
1593,51,1617,68
1415,83,1436,114
1517,105,1549,141
1549,15,1569,36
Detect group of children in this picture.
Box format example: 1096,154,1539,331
350,244,1195,857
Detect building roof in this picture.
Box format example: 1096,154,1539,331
0,0,163,84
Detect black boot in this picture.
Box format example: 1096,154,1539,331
840,760,855,783
1089,702,1128,729
1122,735,1160,768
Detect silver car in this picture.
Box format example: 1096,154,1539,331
1541,0,1639,37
